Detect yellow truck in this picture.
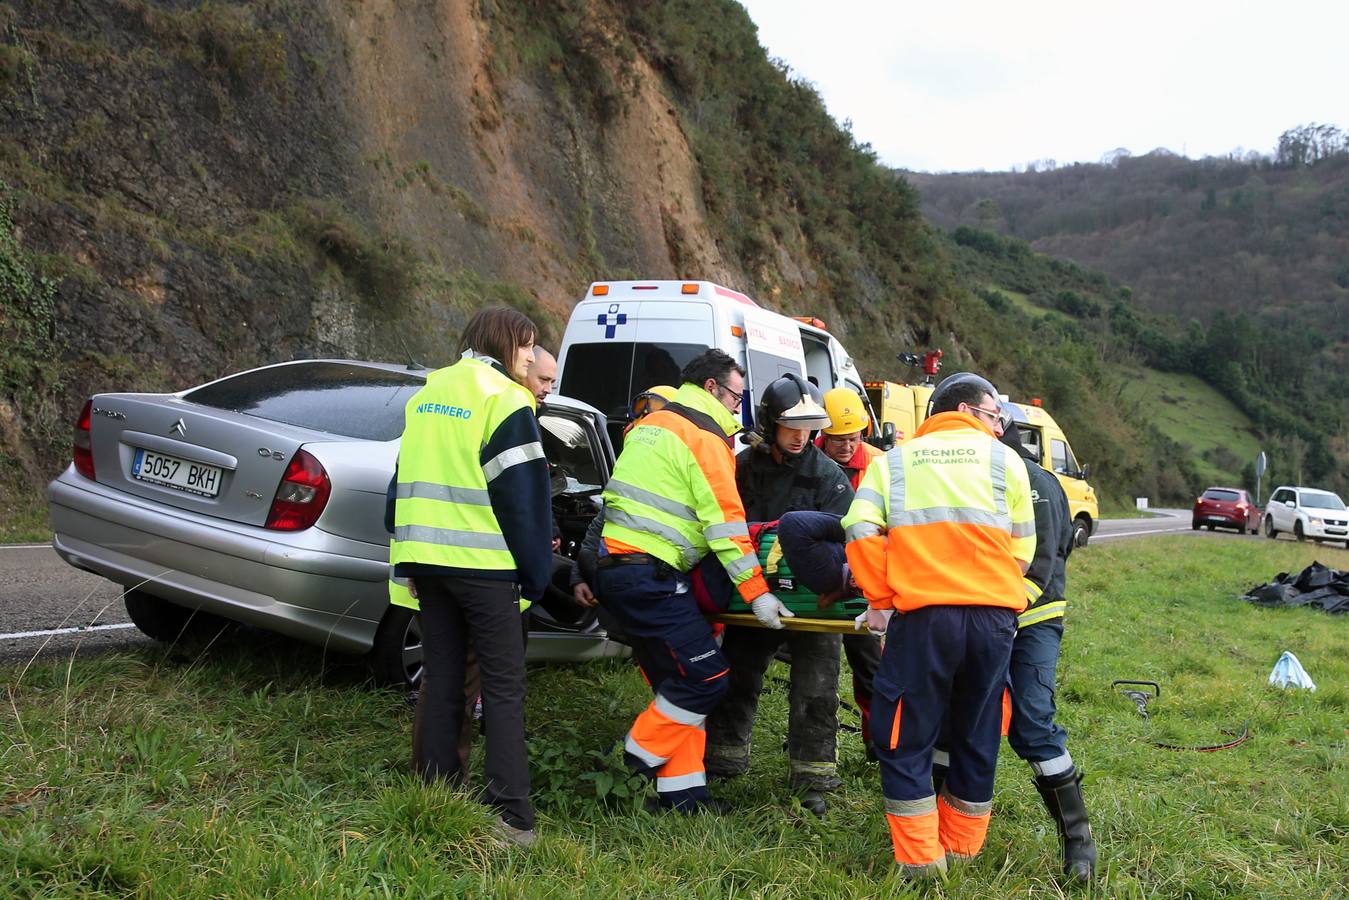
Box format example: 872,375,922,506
863,381,1099,546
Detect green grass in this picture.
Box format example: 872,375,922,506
0,500,50,543
1097,499,1163,519
2,538,1347,896
1122,366,1263,487
981,282,1049,319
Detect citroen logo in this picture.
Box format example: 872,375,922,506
169,418,187,436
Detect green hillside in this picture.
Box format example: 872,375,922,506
1120,368,1262,490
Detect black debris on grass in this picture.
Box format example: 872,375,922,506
1241,562,1349,614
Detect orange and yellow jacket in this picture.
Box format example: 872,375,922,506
841,411,1035,612
602,382,769,603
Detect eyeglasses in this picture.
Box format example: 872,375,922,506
717,382,743,409
967,405,1002,426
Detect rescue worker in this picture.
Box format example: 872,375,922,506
842,372,1035,879
595,350,783,813
932,412,1097,881
817,387,885,755
390,306,551,847
704,374,854,816
524,346,557,405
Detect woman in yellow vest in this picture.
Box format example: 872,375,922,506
390,306,551,847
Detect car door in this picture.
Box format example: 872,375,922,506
1270,489,1291,529
528,401,626,659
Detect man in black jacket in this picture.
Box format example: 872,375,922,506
704,374,854,816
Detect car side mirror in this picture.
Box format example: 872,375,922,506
1078,463,1090,481
1285,499,1295,507
880,422,897,451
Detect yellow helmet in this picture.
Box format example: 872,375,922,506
630,384,677,419
822,387,870,435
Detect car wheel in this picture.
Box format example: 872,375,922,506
1072,516,1090,548
370,605,423,688
1205,524,1214,531
1191,520,1200,531
1263,516,1277,539
1294,521,1306,542
123,589,225,643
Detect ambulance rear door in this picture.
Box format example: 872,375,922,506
557,299,715,443
741,306,807,418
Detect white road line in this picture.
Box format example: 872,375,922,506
0,623,136,641
0,543,53,550
1094,527,1193,540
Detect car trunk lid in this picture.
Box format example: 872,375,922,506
88,394,316,526
84,361,426,528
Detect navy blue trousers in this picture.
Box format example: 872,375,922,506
595,559,730,808
1007,620,1072,775
870,605,1017,805
595,561,730,715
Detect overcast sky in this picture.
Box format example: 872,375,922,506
737,0,1348,173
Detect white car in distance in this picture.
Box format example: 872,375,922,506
1262,485,1349,546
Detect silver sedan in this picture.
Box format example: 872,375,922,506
46,359,625,685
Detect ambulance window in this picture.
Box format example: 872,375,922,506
1050,439,1077,475
800,332,835,390
747,351,803,410
1019,428,1042,463
560,342,705,420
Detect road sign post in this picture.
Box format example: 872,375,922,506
1255,450,1268,505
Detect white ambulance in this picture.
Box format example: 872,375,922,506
555,280,875,445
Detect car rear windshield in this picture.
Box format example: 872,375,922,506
184,362,425,441
1202,489,1240,502
561,342,707,420
1301,491,1347,510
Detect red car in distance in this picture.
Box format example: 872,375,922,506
1192,487,1261,534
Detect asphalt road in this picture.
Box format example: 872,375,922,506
1092,508,1212,541
0,543,152,668
0,514,1310,669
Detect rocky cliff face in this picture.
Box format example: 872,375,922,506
0,0,948,519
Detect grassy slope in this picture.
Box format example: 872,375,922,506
3,537,1347,896
1122,366,1263,488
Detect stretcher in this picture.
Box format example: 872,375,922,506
707,612,862,634
716,526,868,631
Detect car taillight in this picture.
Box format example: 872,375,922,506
73,399,95,480
264,449,331,531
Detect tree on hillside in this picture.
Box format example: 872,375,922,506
1275,123,1349,167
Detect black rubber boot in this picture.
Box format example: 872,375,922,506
797,788,828,818
1034,767,1097,882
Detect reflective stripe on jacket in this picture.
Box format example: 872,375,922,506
841,411,1036,613
389,355,551,598
602,382,769,603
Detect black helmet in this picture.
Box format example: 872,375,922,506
755,373,832,438
927,372,999,417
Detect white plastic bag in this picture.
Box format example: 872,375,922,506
1267,651,1316,691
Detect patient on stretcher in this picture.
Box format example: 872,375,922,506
690,511,864,620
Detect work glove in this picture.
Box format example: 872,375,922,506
751,591,795,629
854,607,893,637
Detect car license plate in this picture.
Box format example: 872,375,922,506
132,449,223,497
